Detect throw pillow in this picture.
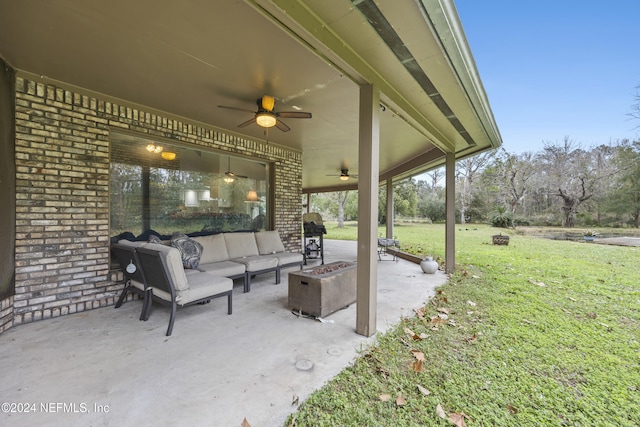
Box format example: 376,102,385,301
148,235,163,244
170,232,203,270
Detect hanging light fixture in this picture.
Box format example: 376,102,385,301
161,151,176,161
223,157,235,184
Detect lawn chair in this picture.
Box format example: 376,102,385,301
136,244,233,336
111,243,150,320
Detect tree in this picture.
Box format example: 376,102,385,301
538,137,594,228
456,150,496,224
629,84,640,128
607,140,640,227
496,149,536,215
335,191,350,228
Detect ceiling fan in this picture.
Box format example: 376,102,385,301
327,168,358,181
218,95,312,132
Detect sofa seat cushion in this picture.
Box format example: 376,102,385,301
271,252,304,266
130,279,145,291
231,255,278,272
152,272,232,306
198,260,246,277
224,232,259,258
255,230,286,254
193,234,230,264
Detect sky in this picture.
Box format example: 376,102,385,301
454,0,640,154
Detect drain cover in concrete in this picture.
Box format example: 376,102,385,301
295,359,314,371
327,347,343,356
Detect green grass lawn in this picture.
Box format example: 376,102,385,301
287,223,640,426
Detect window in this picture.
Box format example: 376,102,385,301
110,132,269,239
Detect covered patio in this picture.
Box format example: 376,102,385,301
0,240,447,426
0,0,501,338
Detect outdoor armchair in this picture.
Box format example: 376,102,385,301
136,244,233,336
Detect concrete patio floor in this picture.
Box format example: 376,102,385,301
0,240,448,427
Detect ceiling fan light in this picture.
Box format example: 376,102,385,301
256,112,277,128
223,175,235,184
339,174,349,181
146,143,163,153
260,95,275,111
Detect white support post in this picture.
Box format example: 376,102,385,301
445,151,456,273
356,84,380,337
385,178,393,239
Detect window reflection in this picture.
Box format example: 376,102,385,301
110,133,269,240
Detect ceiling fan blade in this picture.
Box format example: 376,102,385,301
274,119,291,132
277,111,312,119
237,118,256,128
218,105,256,114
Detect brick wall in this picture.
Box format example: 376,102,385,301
11,75,302,328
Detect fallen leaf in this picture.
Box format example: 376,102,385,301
411,350,425,361
472,274,480,279
379,394,391,402
431,315,446,325
437,313,449,320
415,307,426,319
419,332,430,339
411,359,424,372
241,417,251,427
507,404,518,414
377,366,390,379
464,333,477,344
404,327,422,341
528,278,545,287
417,384,431,395
586,312,597,319
435,404,447,419
568,296,577,302
396,394,407,406
437,307,450,314
291,394,299,406
449,412,469,427
467,300,477,307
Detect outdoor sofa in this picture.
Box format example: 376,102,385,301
114,230,304,293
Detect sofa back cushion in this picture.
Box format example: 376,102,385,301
194,234,229,264
145,243,190,291
255,230,285,255
224,232,259,259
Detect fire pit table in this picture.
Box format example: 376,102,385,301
288,261,356,317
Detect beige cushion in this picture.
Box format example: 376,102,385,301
193,234,229,264
152,272,232,306
130,280,145,291
117,239,146,248
254,230,285,255
272,252,303,266
224,232,259,258
231,255,278,272
198,260,246,277
145,243,190,291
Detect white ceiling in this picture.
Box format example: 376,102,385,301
0,0,501,192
